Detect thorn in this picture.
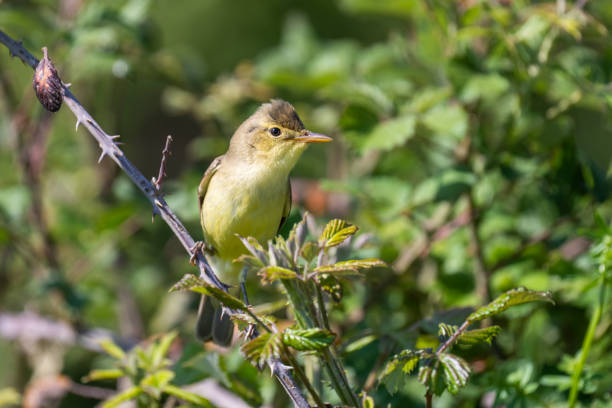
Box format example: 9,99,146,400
97,150,106,163
115,142,124,146
269,360,292,376
75,119,81,131
110,135,120,140
63,82,72,88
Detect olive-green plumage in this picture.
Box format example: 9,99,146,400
196,100,331,346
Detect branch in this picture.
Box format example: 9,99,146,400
0,29,311,408
153,135,173,192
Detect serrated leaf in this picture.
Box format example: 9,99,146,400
258,266,298,284
467,287,554,323
418,363,445,396
319,219,358,248
241,333,282,369
282,328,335,351
163,385,214,408
380,350,427,394
313,258,386,276
316,273,343,302
169,274,247,311
438,323,458,340
438,353,470,394
98,338,126,360
141,369,175,390
82,369,124,383
102,386,143,408
457,326,501,347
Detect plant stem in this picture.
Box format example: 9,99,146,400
282,279,360,407
568,273,607,407
282,347,326,408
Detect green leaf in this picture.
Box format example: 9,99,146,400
282,328,336,351
438,353,470,394
316,273,343,302
457,326,501,347
319,219,358,248
362,114,416,153
380,350,427,394
163,385,214,408
418,363,445,396
141,369,175,390
467,287,554,323
240,333,282,369
237,236,268,265
169,274,247,311
151,331,177,368
98,338,126,360
102,386,143,408
258,266,298,284
82,369,124,383
313,258,387,276
421,104,468,141
300,241,320,262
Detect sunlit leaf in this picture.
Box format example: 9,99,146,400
241,333,282,369
98,338,126,360
380,349,428,394
313,258,387,276
258,266,298,284
457,326,501,347
141,369,175,390
169,274,247,311
319,219,358,248
467,287,554,323
438,353,470,394
82,369,124,383
102,386,143,408
282,328,335,351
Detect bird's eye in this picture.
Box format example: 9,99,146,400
269,127,281,137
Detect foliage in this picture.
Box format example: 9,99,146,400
1,0,612,407
83,332,213,407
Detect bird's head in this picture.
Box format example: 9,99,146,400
228,100,332,171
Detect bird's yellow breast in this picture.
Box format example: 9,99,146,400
200,163,288,265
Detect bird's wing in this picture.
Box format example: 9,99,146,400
278,179,292,233
198,155,224,209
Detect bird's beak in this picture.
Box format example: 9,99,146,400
294,131,333,144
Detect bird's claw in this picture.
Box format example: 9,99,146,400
190,241,213,265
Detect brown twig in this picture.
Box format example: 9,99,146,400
153,135,173,192
0,30,311,408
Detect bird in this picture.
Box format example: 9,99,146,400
194,99,332,346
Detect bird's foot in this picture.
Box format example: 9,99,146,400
189,241,214,265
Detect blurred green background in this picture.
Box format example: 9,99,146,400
1,0,612,406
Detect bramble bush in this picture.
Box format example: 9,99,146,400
1,0,612,407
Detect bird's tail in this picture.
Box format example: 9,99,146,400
195,295,234,346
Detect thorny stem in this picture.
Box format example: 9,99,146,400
0,30,310,408
153,135,173,191
282,346,326,408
